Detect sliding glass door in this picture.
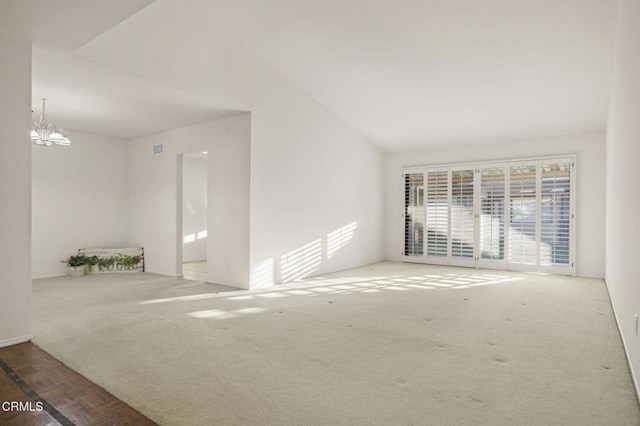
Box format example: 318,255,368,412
539,159,572,274
402,157,574,275
478,165,506,270
404,173,424,258
508,162,538,271
449,167,476,267
425,169,449,264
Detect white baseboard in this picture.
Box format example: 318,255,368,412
604,279,640,404
0,334,32,349
145,270,182,277
32,273,67,280
305,258,386,281
208,279,248,290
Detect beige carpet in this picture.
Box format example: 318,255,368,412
32,262,639,425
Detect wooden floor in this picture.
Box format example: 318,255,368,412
182,260,207,281
0,342,155,425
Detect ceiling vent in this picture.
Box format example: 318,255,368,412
152,144,164,155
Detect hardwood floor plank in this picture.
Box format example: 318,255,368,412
0,343,156,425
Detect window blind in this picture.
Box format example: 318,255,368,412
404,173,424,256
540,161,571,266
450,169,475,259
508,164,537,265
426,171,449,257
479,166,506,261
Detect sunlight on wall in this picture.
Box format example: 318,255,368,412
280,238,323,283
249,221,360,288
184,229,208,244
250,258,275,289
327,221,357,258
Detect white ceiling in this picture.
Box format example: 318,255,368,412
1,0,237,140
32,48,237,140
6,0,620,149
0,0,154,50
193,0,618,150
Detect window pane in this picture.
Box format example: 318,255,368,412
540,162,571,266
451,169,474,259
479,167,505,260
426,171,449,257
404,173,424,256
509,164,537,264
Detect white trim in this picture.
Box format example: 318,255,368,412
604,279,640,405
571,159,577,277
32,273,67,280
212,279,249,289
402,153,577,172
145,270,182,277
402,155,576,275
0,334,32,349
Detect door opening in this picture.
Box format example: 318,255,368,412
181,151,208,281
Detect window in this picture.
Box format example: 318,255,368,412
403,156,574,275
404,173,424,256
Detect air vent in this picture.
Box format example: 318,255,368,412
152,144,164,155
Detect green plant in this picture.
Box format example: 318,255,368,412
128,255,142,270
61,255,87,268
86,255,99,266
98,256,116,270
115,253,127,270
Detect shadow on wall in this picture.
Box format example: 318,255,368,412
251,221,358,289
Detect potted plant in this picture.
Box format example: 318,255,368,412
61,255,87,277
115,253,126,271
98,256,115,272
85,255,100,274
128,254,142,271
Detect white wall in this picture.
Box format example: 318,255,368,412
384,132,606,278
0,37,31,347
248,86,385,288
73,4,386,289
31,130,129,278
606,0,640,398
128,113,251,287
182,156,208,263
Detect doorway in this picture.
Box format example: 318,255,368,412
181,151,208,281
403,156,575,275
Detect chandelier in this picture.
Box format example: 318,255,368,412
31,98,71,146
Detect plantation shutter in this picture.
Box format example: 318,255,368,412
404,173,424,256
508,163,538,265
401,156,574,275
426,170,449,257
450,169,475,260
540,160,571,267
479,166,506,261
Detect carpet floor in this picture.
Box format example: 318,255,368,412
32,262,640,425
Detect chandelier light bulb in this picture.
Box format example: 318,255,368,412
31,98,71,146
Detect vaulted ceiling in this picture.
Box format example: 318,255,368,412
2,0,619,149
